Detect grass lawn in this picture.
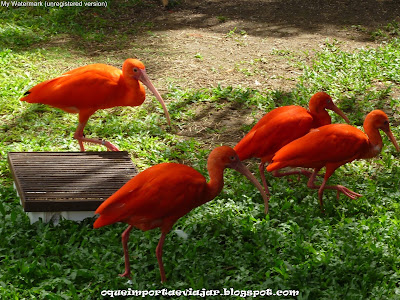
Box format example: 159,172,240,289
1,2,400,299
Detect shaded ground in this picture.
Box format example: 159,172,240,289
130,0,399,90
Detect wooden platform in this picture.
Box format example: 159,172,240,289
8,152,138,213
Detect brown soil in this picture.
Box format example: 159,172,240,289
132,0,399,91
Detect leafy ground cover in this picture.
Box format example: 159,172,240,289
1,1,400,299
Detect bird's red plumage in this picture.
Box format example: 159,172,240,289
20,63,145,112
234,105,313,162
267,124,369,171
20,58,169,151
92,146,269,282
233,92,350,198
266,110,399,211
94,162,207,231
234,92,348,164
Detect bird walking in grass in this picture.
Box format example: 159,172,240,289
93,146,268,283
21,59,171,151
267,110,399,212
234,92,350,212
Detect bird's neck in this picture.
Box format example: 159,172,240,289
119,76,146,107
309,107,331,128
363,123,383,158
204,166,225,205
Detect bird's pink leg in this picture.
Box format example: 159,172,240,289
318,181,362,201
74,122,86,152
119,225,133,278
258,161,271,196
271,166,325,182
74,122,119,152
306,168,362,212
306,167,326,212
156,231,167,283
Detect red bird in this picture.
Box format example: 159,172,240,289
21,59,171,151
267,110,399,211
234,92,350,212
93,146,268,282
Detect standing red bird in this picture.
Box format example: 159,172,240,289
21,59,171,151
267,110,399,211
93,146,268,282
234,92,350,212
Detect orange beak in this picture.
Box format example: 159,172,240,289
328,102,351,124
138,70,171,126
228,160,270,214
384,129,400,152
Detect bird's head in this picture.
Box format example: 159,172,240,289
208,146,241,170
123,58,146,80
364,110,399,152
208,146,269,213
309,91,350,125
123,58,171,126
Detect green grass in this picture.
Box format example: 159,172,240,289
297,38,400,124
0,0,154,49
1,4,400,299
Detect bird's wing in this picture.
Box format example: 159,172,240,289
235,106,313,161
93,163,207,228
268,124,368,170
21,64,121,110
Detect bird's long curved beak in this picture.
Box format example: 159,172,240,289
329,103,351,124
139,70,171,126
229,160,270,214
385,129,400,152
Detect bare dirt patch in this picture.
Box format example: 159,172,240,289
129,0,399,92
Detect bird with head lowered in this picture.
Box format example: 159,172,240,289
93,146,268,283
267,110,399,212
234,92,350,213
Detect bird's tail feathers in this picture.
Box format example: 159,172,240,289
20,91,40,103
266,161,287,172
93,214,120,228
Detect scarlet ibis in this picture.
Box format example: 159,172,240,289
21,59,171,151
234,92,350,212
267,110,399,211
93,146,268,282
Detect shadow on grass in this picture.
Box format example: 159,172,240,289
2,0,400,53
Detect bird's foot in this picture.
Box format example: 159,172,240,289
160,274,167,283
336,185,362,200
119,271,132,278
76,136,119,151
102,140,120,151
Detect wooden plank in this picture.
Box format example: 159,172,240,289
8,152,138,212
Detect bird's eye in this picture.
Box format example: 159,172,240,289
133,68,139,73
229,156,235,161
